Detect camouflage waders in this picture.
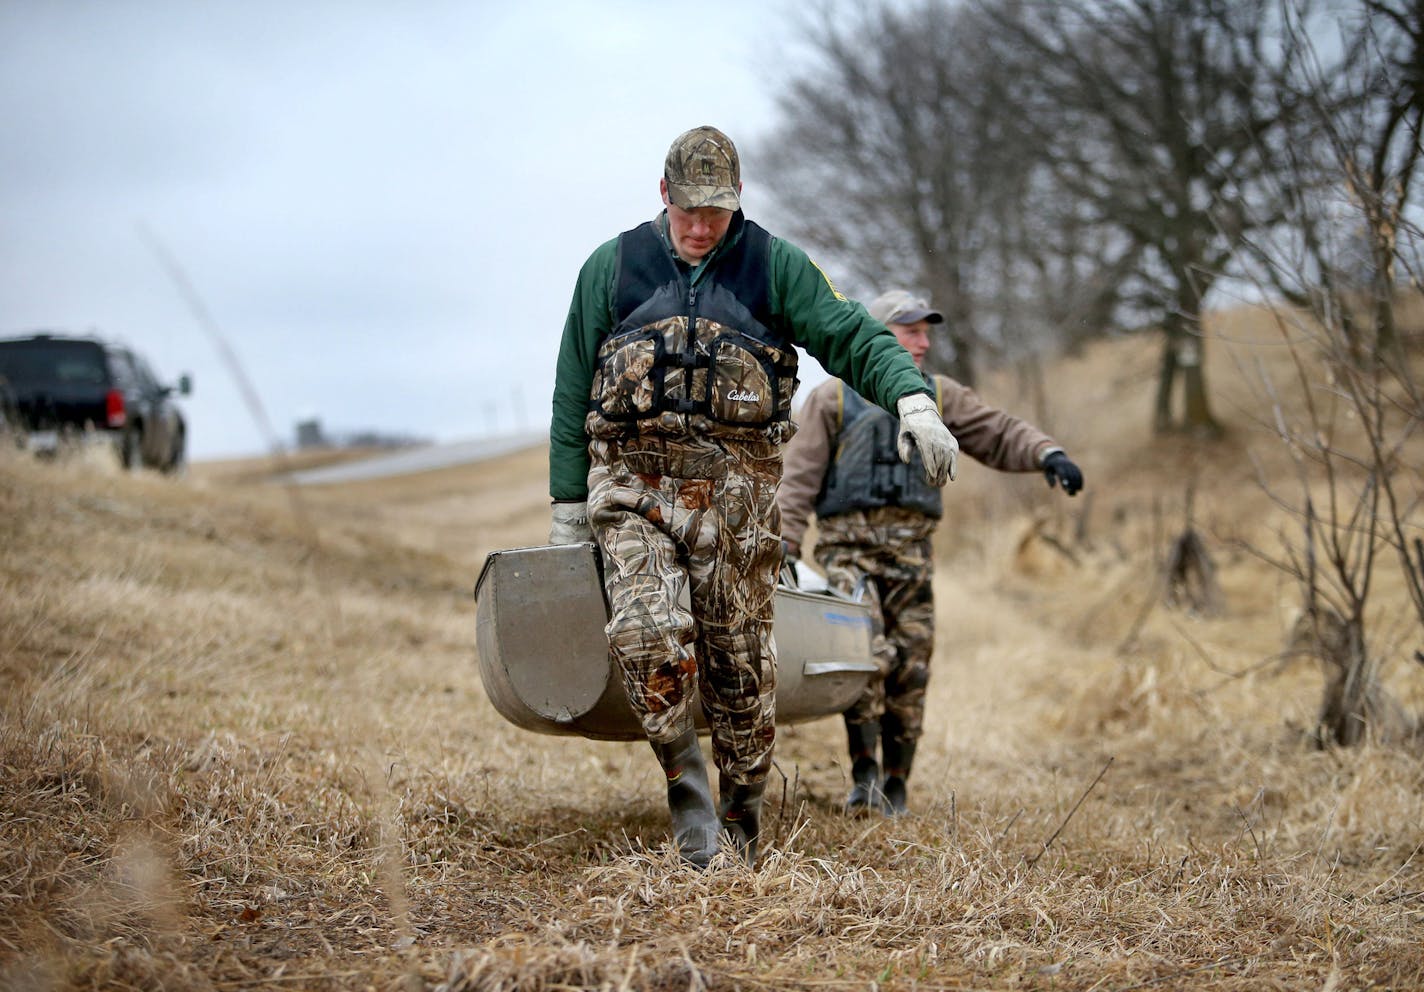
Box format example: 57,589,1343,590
588,435,783,786
814,508,937,739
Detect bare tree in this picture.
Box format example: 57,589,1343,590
1236,0,1423,746
756,1,1076,385
1250,312,1423,745
1351,0,1424,353
975,0,1309,438
1265,0,1423,356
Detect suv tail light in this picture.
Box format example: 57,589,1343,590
105,388,127,427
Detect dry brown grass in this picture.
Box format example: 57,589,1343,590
2,305,1423,991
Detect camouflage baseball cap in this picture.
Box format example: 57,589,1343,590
664,125,741,211
868,289,944,326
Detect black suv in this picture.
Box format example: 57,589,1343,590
0,332,192,472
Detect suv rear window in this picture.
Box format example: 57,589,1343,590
0,340,108,388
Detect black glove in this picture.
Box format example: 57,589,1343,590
1042,451,1083,496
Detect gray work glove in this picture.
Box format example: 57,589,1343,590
896,392,959,486
549,500,592,545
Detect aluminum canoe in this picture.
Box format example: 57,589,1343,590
473,543,878,741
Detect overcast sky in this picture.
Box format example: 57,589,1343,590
0,2,817,460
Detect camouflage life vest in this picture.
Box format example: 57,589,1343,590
585,215,799,445
814,377,944,519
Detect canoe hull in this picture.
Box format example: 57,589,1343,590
473,543,877,741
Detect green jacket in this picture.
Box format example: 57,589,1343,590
549,211,930,501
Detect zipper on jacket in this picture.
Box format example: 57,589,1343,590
680,283,701,417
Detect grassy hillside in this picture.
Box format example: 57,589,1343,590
2,304,1422,991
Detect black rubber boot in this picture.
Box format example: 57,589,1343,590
650,729,720,869
718,774,765,865
879,715,917,817
843,716,883,816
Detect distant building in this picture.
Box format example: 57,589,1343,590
295,417,329,450
295,415,428,451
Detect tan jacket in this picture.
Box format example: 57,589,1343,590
778,374,1059,548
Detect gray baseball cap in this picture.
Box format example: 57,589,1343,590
664,125,741,211
868,289,944,326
